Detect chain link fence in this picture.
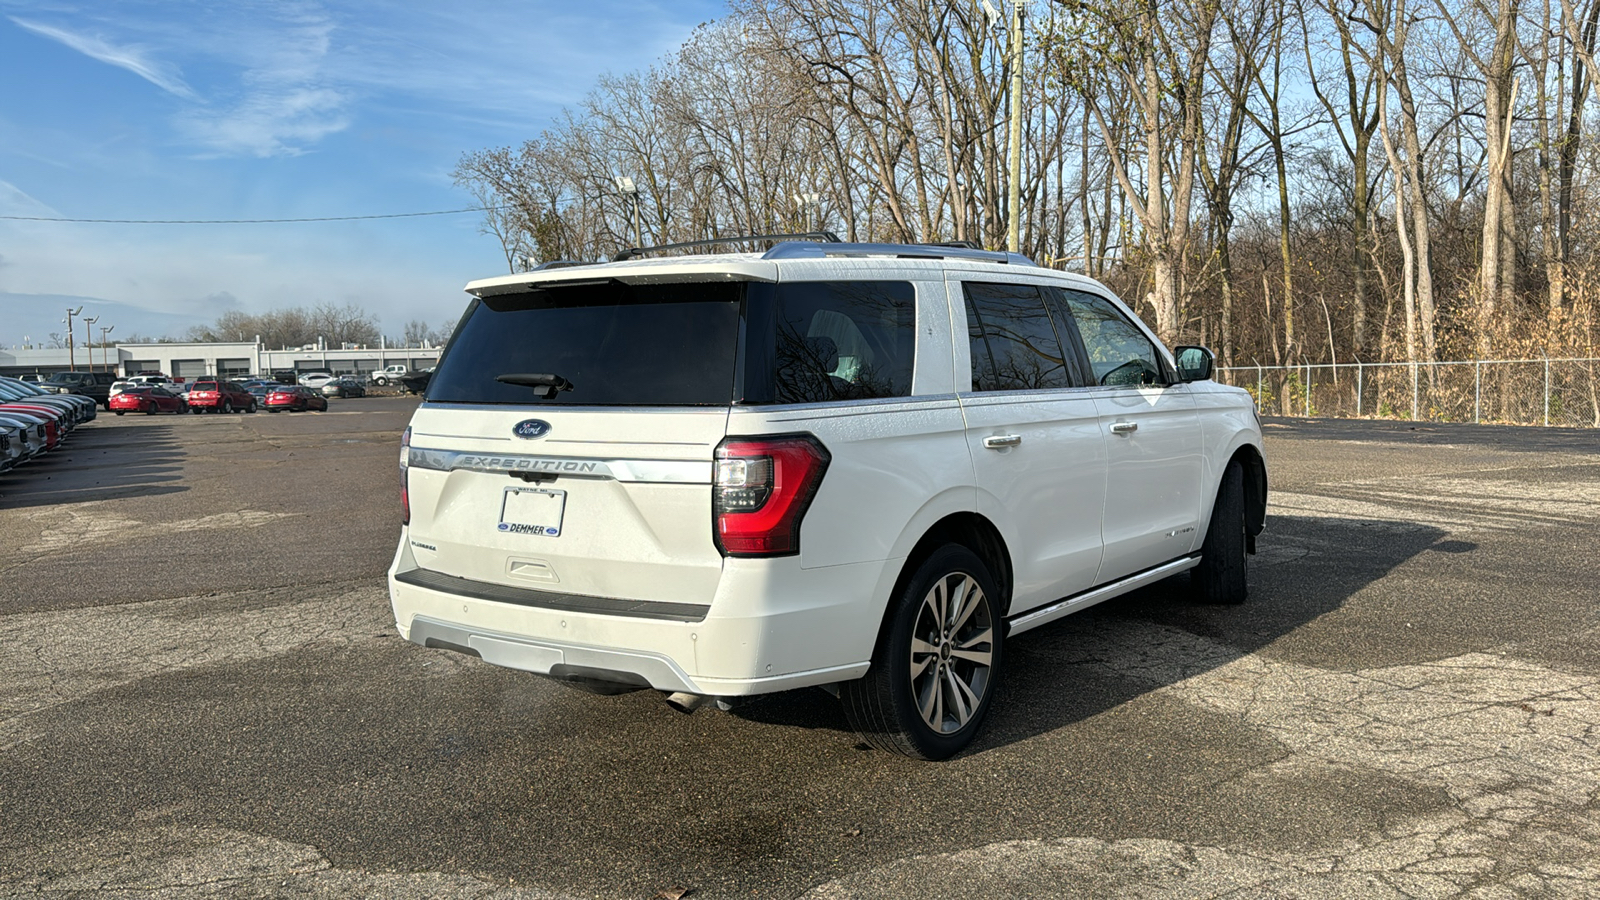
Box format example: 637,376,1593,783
1216,359,1600,427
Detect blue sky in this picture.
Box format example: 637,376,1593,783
0,0,727,346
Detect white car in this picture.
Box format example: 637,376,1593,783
388,238,1267,759
297,372,336,389
109,374,176,398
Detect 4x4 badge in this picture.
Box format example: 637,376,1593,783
513,419,551,439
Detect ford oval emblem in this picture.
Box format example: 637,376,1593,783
513,419,551,440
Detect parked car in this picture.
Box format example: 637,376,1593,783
320,376,366,399
369,364,411,386
0,424,19,472
0,408,61,452
244,383,276,407
263,385,328,412
40,370,117,407
110,374,178,399
0,377,95,424
17,374,47,384
0,412,50,459
186,380,257,413
389,236,1268,760
297,372,336,389
0,381,80,443
109,386,187,415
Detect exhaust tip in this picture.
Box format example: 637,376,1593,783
664,692,712,715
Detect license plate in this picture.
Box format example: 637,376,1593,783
498,487,566,537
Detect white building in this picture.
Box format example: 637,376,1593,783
0,340,441,380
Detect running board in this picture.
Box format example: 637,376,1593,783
1006,555,1202,637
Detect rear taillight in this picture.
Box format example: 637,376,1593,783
713,434,830,557
400,426,411,525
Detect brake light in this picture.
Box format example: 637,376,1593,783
713,434,830,557
400,426,411,526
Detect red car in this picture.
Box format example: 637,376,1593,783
187,380,257,414
110,386,188,415
263,385,329,412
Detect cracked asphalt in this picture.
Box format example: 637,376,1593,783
1,403,1597,899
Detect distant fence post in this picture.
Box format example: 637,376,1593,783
1256,363,1263,412
1475,361,1481,424
1304,360,1312,417
1545,358,1552,426
1412,362,1420,421
1356,361,1363,417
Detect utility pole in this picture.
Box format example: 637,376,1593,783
64,306,82,371
1006,0,1025,253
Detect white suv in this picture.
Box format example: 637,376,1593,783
389,238,1267,759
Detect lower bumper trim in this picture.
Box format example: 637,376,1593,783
395,566,710,622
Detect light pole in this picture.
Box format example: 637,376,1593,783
82,316,98,371
64,306,83,370
981,0,1026,252
614,176,643,248
793,192,822,232
100,325,115,372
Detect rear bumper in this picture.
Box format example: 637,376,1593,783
387,534,892,696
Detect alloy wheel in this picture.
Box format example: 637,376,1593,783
908,572,995,734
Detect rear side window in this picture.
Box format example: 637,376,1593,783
740,281,916,404
427,282,742,406
964,283,1075,392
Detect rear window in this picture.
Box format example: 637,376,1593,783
427,281,743,406
194,382,220,391
426,278,916,407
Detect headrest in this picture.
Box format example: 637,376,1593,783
805,335,839,372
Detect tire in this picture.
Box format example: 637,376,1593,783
222,401,233,414
247,401,256,413
1192,460,1249,605
115,411,124,416
840,544,1005,760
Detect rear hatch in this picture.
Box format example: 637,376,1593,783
403,279,744,606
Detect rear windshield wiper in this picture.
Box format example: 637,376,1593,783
495,373,575,399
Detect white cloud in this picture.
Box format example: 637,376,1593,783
179,86,349,158
0,179,61,218
8,16,199,101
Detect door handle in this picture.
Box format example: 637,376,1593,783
983,434,1022,449
1110,422,1138,435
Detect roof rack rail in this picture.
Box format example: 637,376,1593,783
762,241,1036,266
613,231,841,262
529,259,595,271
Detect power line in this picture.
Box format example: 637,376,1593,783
0,206,508,224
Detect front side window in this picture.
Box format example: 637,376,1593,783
1054,289,1166,387
964,282,1074,392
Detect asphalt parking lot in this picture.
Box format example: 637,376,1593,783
2,402,1598,898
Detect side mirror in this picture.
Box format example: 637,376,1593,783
1174,346,1215,382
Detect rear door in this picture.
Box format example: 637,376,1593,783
402,280,743,607
952,277,1106,612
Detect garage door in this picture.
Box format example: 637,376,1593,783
172,360,208,379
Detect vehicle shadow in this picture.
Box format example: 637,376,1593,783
0,422,187,510
732,514,1449,755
